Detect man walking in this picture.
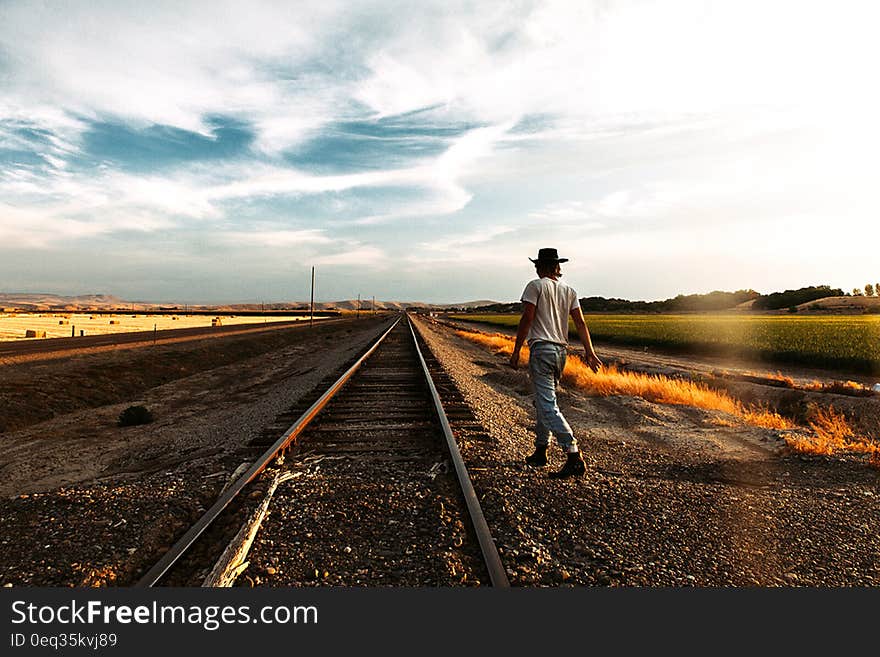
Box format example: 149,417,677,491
509,248,602,478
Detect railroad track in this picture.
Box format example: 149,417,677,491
137,313,508,587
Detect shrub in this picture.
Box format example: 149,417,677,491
118,405,154,427
753,285,844,310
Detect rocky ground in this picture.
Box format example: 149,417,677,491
0,317,390,586
413,316,880,586
1,312,877,587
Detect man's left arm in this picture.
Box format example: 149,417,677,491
570,306,602,372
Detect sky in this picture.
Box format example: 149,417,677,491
1,0,878,304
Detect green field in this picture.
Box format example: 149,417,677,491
454,314,880,374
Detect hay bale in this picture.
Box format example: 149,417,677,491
212,317,223,326
58,320,69,325
25,330,47,338
109,320,119,325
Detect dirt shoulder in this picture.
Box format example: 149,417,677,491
414,316,880,586
443,317,880,440
0,317,360,435
447,316,880,388
0,317,389,586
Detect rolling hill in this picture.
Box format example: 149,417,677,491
0,293,500,312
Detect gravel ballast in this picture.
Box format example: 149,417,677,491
413,316,880,586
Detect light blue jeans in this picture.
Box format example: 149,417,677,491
528,341,577,452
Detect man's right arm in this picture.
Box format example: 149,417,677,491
509,302,536,369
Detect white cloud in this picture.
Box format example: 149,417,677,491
2,1,879,299
529,201,603,229
0,115,513,238
312,245,386,266
0,202,174,249
350,186,472,226
418,225,515,252
223,229,332,248
3,1,878,152
0,1,349,154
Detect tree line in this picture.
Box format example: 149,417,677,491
852,283,879,297
581,289,760,312
470,284,860,313
576,285,849,312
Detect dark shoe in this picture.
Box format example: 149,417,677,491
525,445,549,467
549,452,586,479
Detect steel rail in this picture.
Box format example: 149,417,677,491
136,316,401,587
407,315,510,587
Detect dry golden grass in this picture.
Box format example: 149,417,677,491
767,371,796,387
785,404,880,458
460,331,523,357
456,330,791,430
456,327,880,464
804,379,874,397
0,313,322,341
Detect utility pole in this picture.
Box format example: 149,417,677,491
372,296,375,314
357,293,360,319
310,266,315,328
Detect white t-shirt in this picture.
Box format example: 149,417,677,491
520,277,579,346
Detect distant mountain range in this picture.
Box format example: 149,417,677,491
0,293,126,310
0,293,499,312
3,288,877,314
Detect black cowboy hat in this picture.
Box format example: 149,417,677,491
529,247,568,263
